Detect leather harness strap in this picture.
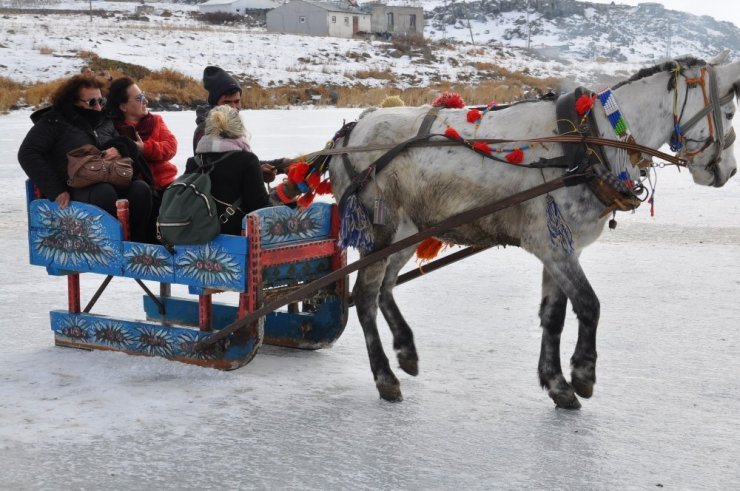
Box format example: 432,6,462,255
195,169,591,352
338,107,441,213
298,132,685,166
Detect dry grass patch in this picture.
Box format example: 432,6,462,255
140,69,206,104
352,69,396,81
0,76,24,113
24,79,64,108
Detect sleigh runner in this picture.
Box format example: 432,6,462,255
26,180,348,369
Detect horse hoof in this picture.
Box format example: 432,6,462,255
398,355,418,376
572,379,594,398
377,384,403,402
549,389,581,410
571,370,595,398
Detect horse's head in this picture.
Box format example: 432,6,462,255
671,54,740,187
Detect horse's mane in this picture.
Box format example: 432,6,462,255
612,56,707,91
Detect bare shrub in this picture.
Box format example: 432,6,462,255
391,34,426,53
199,12,246,25
38,46,53,55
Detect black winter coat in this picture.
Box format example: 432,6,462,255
185,150,270,236
17,105,148,201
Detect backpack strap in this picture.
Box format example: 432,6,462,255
193,153,214,174
197,152,246,224
213,196,243,223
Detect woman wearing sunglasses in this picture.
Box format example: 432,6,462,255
18,74,153,242
107,77,178,193
107,77,178,242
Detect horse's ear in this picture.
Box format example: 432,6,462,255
709,50,731,66
714,60,740,97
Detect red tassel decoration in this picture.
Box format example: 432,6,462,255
297,191,315,208
306,171,321,189
432,91,465,109
466,108,482,123
274,181,299,204
288,161,309,184
416,237,444,260
506,148,524,164
444,127,461,140
575,94,595,115
316,179,332,195
472,142,492,154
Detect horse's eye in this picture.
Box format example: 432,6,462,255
726,112,734,120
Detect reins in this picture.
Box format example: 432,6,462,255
292,132,688,168
193,168,592,352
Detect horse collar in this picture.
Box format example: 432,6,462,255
556,88,641,215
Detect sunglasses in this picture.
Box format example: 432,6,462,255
79,97,107,107
133,92,147,103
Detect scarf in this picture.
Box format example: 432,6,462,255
71,105,105,129
195,134,252,154
114,113,156,141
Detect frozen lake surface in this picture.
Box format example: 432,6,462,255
0,109,738,490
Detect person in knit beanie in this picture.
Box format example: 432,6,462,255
192,65,285,184
193,66,242,152
203,66,242,107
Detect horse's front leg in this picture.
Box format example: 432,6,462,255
379,247,419,376
540,256,600,408
538,267,580,409
354,257,403,401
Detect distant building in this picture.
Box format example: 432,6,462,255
366,2,424,38
637,2,664,13
266,1,371,38
199,0,280,15
532,44,569,58
135,5,155,15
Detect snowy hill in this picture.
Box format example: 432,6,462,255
1,0,739,90
424,0,740,63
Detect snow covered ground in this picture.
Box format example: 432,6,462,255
0,107,738,489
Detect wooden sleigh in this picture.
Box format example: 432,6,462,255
25,181,348,369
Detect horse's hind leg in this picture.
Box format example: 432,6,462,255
354,257,403,401
379,247,419,376
538,267,581,409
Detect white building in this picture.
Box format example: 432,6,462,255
266,1,372,38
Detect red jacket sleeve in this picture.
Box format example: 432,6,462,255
143,114,177,161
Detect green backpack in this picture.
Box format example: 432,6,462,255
156,154,241,246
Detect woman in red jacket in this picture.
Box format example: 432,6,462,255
107,77,178,191
108,77,178,241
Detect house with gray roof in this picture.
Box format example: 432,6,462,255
266,0,372,38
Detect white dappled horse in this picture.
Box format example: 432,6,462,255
329,53,740,408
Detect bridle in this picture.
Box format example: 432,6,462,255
670,62,738,178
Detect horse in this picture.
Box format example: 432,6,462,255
327,53,740,409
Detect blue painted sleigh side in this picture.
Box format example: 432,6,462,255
26,181,348,369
